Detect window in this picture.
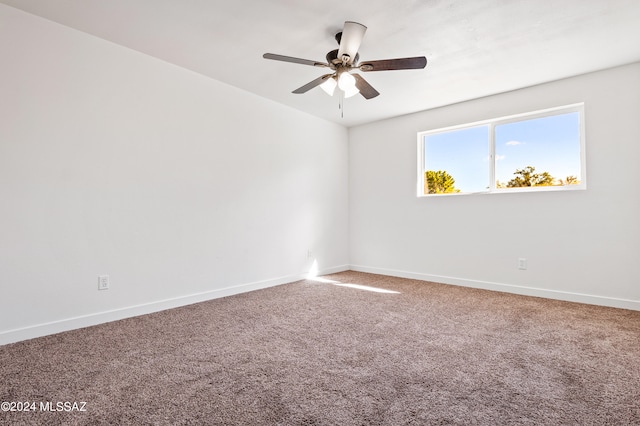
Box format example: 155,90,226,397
417,104,585,196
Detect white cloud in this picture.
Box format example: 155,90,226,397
496,154,506,161
506,140,524,146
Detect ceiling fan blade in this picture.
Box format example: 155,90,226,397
337,21,367,65
359,56,427,71
292,74,334,94
353,74,380,99
263,53,328,68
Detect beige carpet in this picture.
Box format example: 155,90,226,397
1,271,639,425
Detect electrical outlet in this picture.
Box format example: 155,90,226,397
98,275,109,290
307,249,313,258
517,258,527,270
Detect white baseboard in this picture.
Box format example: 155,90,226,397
349,264,640,311
5,262,634,346
316,264,351,275
0,264,350,346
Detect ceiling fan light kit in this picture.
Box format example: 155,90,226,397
263,21,427,116
320,76,337,96
338,71,356,91
343,85,360,99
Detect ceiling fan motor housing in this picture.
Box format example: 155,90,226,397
326,49,339,67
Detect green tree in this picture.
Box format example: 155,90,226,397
561,175,580,185
425,170,460,194
507,166,554,187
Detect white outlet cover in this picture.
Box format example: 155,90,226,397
517,258,527,270
98,275,109,290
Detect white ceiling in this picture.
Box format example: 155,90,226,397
3,0,640,127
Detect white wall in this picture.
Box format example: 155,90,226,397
2,5,638,347
0,4,349,344
349,62,640,309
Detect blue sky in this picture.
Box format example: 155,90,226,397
423,112,581,192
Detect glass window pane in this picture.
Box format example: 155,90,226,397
423,126,489,194
495,112,581,188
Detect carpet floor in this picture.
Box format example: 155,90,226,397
1,271,639,425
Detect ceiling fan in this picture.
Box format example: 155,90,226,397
263,21,427,103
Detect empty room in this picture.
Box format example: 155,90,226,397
1,0,639,424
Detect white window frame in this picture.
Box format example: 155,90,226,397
417,103,586,196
